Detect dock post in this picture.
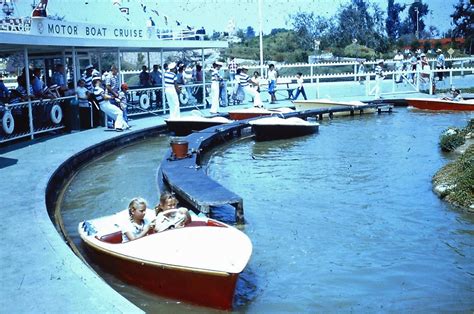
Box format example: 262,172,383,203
234,201,244,224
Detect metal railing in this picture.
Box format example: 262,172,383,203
1,97,70,144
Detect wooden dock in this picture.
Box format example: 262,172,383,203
159,102,392,223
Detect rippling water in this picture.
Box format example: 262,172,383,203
60,108,474,312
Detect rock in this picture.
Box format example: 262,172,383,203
433,183,456,198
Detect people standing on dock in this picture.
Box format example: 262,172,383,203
122,197,155,243
394,50,404,83
267,64,278,104
292,72,307,100
52,64,68,95
238,66,263,108
228,56,238,95
82,64,95,92
75,79,91,129
210,61,223,114
139,65,152,88
371,59,385,99
358,61,365,84
409,52,417,83
192,64,204,104
150,64,163,107
92,75,128,131
164,62,180,118
436,49,445,81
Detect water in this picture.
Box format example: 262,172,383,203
60,108,474,312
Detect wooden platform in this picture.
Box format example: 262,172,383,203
160,122,248,223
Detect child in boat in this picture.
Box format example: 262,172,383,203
121,197,155,243
154,192,191,232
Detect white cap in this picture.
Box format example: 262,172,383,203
168,62,176,70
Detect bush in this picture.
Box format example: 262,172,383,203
439,127,465,152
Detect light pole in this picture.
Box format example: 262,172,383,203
415,7,419,39
258,0,264,77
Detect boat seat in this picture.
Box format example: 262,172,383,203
97,231,122,244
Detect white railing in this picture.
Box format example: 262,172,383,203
1,97,71,144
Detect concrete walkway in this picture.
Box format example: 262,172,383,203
1,76,473,312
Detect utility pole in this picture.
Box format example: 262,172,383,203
415,7,419,39
258,0,264,76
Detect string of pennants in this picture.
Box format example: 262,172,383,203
112,0,193,30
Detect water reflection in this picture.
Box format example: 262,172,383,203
60,109,474,312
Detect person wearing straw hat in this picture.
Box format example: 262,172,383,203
436,48,445,81
92,75,128,131
238,65,263,108
370,59,385,99
164,62,180,118
210,61,223,114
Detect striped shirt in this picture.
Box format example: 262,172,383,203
83,73,94,92
211,68,221,81
237,73,250,87
228,60,238,74
93,86,106,104
164,70,176,87
105,73,120,93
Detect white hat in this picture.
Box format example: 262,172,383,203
420,53,426,57
436,48,442,53
91,75,101,82
86,64,94,70
168,62,176,70
240,65,249,70
377,59,384,64
215,61,224,66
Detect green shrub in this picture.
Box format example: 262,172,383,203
439,128,465,152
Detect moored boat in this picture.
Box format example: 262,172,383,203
405,98,474,111
293,99,376,116
165,115,232,136
249,116,319,141
78,211,252,310
228,107,294,120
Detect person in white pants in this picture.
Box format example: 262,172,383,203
92,76,128,131
370,60,385,100
238,66,263,108
164,62,180,119
210,61,223,114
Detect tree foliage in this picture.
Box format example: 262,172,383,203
245,26,256,39
289,11,333,51
386,0,405,41
450,0,473,53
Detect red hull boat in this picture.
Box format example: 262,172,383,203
406,98,474,111
78,212,252,310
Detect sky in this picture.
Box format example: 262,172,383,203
8,0,460,36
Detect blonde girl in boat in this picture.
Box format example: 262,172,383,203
154,192,191,232
121,197,155,242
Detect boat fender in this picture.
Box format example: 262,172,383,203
179,90,189,105
50,104,63,124
139,93,150,110
2,110,15,134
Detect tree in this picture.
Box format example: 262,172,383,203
386,0,405,41
450,0,473,54
245,26,256,39
400,1,429,39
332,0,387,51
289,11,333,51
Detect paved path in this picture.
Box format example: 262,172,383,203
1,76,473,312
